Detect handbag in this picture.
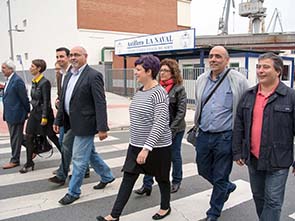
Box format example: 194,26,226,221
186,126,198,146
186,68,231,146
33,135,53,157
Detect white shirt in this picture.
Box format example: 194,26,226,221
61,64,71,87
64,64,86,115
4,73,14,93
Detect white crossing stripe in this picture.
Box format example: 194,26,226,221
0,163,197,220
0,135,119,147
0,137,192,155
289,212,295,219
120,179,252,221
0,142,128,158
0,156,126,187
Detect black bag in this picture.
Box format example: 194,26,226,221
186,126,198,146
33,135,53,156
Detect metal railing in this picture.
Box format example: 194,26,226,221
103,67,248,105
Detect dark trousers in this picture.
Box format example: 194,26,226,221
7,122,24,164
111,172,170,218
195,130,233,219
24,133,60,166
143,131,185,189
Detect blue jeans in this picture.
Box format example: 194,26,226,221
56,129,75,181
143,130,185,189
68,135,114,197
58,126,65,147
248,162,289,221
195,130,233,219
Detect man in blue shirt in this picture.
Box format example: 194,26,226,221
194,46,248,221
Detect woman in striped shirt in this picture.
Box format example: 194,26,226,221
96,55,172,221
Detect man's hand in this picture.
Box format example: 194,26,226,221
235,159,245,166
292,167,295,176
136,148,149,165
55,98,60,109
53,124,60,133
98,131,108,141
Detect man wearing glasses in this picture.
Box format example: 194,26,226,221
52,46,115,205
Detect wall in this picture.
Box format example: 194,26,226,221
0,0,148,71
0,0,190,72
77,0,185,34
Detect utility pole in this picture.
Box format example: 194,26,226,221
7,0,24,61
7,0,14,60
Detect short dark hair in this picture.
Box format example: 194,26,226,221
32,59,47,73
134,55,160,79
56,47,70,56
258,52,284,75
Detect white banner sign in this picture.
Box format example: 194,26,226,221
115,29,195,55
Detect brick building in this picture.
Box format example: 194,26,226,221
0,0,191,72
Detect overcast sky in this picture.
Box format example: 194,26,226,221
191,0,293,36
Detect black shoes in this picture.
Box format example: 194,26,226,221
93,178,115,189
96,216,119,221
171,183,181,193
48,176,65,185
152,207,171,220
134,186,152,196
58,193,79,205
19,163,35,174
224,183,237,203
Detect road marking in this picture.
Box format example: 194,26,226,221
0,141,128,155
0,135,119,146
120,179,252,221
289,212,295,219
0,156,126,187
0,163,197,220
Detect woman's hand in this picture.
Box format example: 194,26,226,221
136,148,149,165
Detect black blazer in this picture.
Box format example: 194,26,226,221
55,65,109,136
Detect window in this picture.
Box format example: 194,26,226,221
230,62,239,68
281,65,290,81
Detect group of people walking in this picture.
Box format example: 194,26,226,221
1,45,295,221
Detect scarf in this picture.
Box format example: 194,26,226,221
160,79,174,93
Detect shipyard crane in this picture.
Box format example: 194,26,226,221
218,0,235,35
267,8,284,33
239,0,266,33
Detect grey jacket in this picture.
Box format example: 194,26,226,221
194,69,249,130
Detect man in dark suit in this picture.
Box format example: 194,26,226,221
53,46,115,205
1,59,30,169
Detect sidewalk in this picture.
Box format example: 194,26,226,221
0,88,195,136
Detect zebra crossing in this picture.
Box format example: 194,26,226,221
0,132,294,221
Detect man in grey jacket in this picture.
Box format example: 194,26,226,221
194,46,248,221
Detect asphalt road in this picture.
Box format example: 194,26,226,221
0,129,294,221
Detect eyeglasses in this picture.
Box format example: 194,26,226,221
159,69,171,73
69,53,82,58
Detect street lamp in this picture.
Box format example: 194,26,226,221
7,0,25,61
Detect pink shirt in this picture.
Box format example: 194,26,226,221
250,84,278,158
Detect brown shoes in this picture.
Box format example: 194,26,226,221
2,162,20,169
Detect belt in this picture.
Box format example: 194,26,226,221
199,129,232,134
